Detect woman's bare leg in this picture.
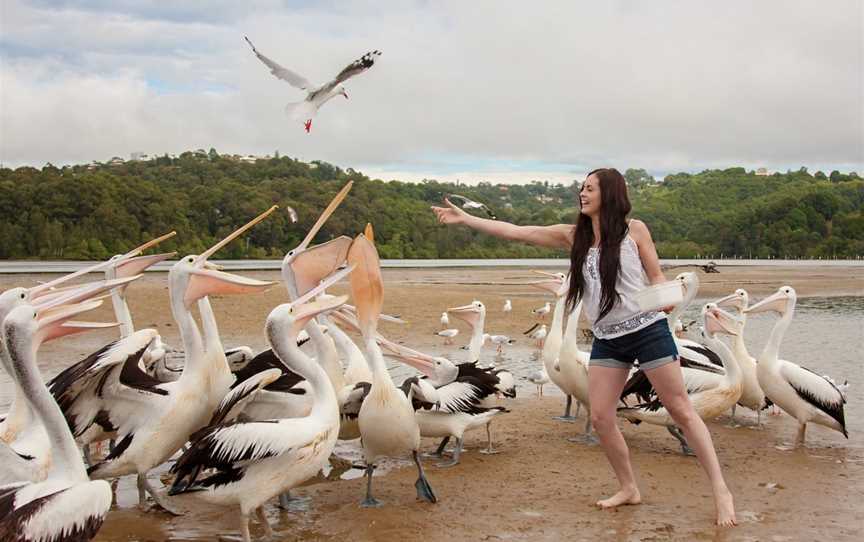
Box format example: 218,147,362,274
588,365,642,508
644,362,737,527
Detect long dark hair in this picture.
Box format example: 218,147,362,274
565,168,632,322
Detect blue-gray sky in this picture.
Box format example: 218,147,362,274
1,0,861,183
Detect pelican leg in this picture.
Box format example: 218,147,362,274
666,425,695,456
360,464,382,508
552,395,577,422
412,450,437,503
138,473,183,515
277,490,311,511
574,401,582,418
240,510,251,542
479,423,499,455
795,423,807,447
255,507,274,538
567,415,598,445
436,438,463,468
424,436,451,459
727,404,738,427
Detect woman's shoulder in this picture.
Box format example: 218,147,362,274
626,219,652,246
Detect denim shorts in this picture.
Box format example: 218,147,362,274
589,318,679,371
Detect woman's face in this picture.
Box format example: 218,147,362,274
579,174,601,217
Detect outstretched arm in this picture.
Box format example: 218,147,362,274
431,198,574,250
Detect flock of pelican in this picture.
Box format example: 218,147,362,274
0,181,524,542
520,270,849,456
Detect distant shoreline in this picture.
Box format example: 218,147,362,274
0,258,862,274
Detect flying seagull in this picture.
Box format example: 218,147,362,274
446,194,497,219
244,36,381,133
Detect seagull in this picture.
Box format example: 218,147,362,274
435,329,459,345
445,194,496,219
524,324,547,347
532,301,551,321
484,334,515,354
244,36,381,133
503,299,512,314
440,311,449,328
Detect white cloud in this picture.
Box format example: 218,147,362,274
1,0,861,181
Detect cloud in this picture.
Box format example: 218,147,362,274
1,0,861,182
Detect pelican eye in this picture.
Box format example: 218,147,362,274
20,292,26,299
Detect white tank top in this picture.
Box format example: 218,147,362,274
582,230,663,339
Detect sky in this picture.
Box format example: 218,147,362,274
0,0,861,184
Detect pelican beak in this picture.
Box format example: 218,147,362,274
744,290,788,315
291,236,352,296
185,207,278,307
705,307,739,337
114,252,176,279
530,279,563,295
27,231,176,299
33,276,141,310
447,303,482,328
347,226,383,338
36,299,119,343
715,292,745,311
531,270,563,279
295,181,353,254
194,206,277,266
185,268,275,308
287,265,354,334
376,336,437,378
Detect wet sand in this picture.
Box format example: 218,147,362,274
1,265,862,541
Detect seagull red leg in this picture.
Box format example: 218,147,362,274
304,119,312,133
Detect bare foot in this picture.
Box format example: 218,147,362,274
596,486,641,509
715,489,737,527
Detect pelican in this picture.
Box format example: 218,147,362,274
556,297,594,442
349,227,437,508
503,299,512,314
440,312,449,328
618,305,743,454
1,271,144,481
715,288,772,424
0,300,115,542
435,328,459,345
532,301,551,321
73,208,277,511
448,300,488,361
169,268,350,542
745,286,847,446
244,36,381,133
382,340,508,468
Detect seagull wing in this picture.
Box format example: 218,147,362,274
316,50,381,96
244,36,312,90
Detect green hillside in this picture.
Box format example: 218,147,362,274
2,153,861,260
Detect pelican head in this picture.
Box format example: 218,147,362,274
281,181,353,299
744,286,796,316
715,288,749,313
447,300,486,329
702,303,740,339
171,207,278,309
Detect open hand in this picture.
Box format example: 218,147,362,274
431,198,469,225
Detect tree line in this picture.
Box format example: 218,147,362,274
2,152,861,260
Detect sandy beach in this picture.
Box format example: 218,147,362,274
1,264,862,541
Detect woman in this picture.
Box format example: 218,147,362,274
431,168,736,527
